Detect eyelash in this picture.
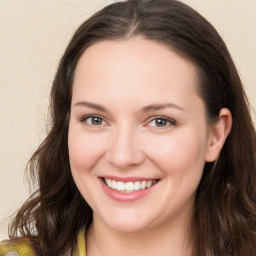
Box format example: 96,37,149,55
80,115,108,126
79,115,176,128
146,116,176,128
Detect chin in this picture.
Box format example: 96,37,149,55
98,210,154,233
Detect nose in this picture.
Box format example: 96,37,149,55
105,125,145,170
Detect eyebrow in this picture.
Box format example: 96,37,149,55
73,101,184,113
73,101,107,112
142,103,185,112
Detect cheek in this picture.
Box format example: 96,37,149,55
144,130,208,176
68,129,107,171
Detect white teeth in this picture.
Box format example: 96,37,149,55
126,182,134,191
134,181,141,190
146,180,153,188
112,180,117,189
104,178,157,193
141,181,146,189
105,178,111,187
116,181,125,191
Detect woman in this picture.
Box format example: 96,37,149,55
1,0,256,255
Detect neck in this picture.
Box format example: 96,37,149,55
86,215,193,256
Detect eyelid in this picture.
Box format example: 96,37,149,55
79,114,176,128
79,114,109,126
145,116,176,128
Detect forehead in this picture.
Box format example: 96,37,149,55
72,38,200,107
75,38,197,76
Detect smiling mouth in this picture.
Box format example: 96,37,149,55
102,178,159,193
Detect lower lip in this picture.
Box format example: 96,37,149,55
99,178,158,202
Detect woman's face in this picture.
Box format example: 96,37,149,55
68,38,215,233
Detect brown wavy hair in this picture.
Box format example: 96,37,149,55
9,0,256,255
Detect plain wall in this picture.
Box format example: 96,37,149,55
0,0,255,239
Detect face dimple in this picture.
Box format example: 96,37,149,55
68,37,211,233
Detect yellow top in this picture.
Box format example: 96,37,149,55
73,229,86,256
0,230,86,256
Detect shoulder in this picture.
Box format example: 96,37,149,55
0,239,35,256
0,229,85,256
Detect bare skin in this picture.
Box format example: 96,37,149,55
68,38,232,256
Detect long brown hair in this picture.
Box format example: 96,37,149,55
9,0,256,255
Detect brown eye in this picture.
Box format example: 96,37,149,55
155,118,168,127
148,117,176,128
91,117,103,125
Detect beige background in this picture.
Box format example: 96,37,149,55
0,0,255,239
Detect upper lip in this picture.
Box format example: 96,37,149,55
100,176,160,182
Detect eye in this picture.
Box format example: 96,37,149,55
147,117,176,128
82,116,107,126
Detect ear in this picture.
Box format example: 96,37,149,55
205,108,232,162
